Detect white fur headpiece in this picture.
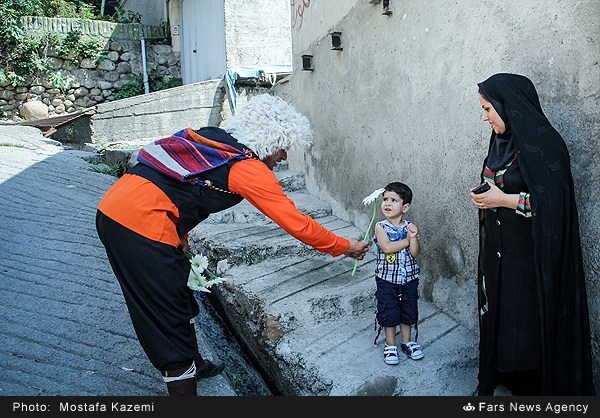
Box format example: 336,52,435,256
224,94,313,159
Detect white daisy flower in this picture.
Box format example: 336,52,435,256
352,187,384,277
190,254,209,272
362,188,385,206
186,253,226,293
187,272,211,293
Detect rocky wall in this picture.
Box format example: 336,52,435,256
0,27,179,122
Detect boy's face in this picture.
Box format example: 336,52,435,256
381,190,410,219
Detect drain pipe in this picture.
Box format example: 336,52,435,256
140,38,150,94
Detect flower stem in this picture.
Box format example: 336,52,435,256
351,204,377,277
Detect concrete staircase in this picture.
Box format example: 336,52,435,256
188,162,482,396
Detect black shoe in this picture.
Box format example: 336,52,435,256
196,360,225,379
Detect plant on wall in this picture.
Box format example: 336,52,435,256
0,1,107,86
113,75,183,101
109,6,142,24
149,68,183,92
114,79,144,100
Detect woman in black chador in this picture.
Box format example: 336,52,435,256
469,73,595,396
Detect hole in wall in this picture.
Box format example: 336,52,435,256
331,32,343,50
301,55,314,71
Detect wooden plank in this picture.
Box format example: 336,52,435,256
20,108,96,129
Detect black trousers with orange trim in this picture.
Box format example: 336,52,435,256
96,210,200,371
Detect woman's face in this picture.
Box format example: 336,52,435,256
262,149,287,170
479,94,506,135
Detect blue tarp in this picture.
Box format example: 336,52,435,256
225,64,293,112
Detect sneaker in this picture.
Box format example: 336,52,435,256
382,7,393,15
195,360,225,379
401,342,424,360
383,344,399,365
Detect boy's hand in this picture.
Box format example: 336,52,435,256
407,223,419,239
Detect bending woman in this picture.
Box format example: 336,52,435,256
96,94,369,396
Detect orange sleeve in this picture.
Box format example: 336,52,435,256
228,159,350,257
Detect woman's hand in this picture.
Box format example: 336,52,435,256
470,181,502,210
345,238,369,260
470,181,519,210
179,235,190,253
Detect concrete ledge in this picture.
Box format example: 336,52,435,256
91,79,225,144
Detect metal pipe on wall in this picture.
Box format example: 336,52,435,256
140,38,150,94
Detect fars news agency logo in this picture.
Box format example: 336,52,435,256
463,403,476,412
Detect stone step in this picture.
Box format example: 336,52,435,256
208,247,479,396
275,168,306,192
190,214,363,271
190,163,481,396
202,190,334,224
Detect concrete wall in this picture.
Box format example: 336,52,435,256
290,0,359,52
151,0,292,80
283,0,600,384
90,78,225,144
168,1,181,52
224,0,293,68
88,77,271,145
120,0,167,26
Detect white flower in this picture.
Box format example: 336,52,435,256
352,187,384,277
190,254,209,272
362,188,385,206
186,253,226,293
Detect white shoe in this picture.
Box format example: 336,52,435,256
384,344,399,365
401,341,424,360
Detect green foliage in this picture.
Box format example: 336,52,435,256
0,1,107,87
153,77,183,92
114,76,183,101
90,163,121,177
74,2,97,20
0,142,30,149
110,7,142,24
114,80,144,100
59,29,104,60
2,1,100,19
4,33,53,84
48,72,66,92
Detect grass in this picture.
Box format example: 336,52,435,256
89,163,121,177
0,142,30,149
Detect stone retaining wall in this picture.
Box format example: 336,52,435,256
0,17,179,122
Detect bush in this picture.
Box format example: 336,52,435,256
114,80,144,100
0,1,105,86
153,77,183,92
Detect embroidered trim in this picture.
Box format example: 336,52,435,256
203,179,238,195
200,153,258,196
516,191,532,217
480,275,489,316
